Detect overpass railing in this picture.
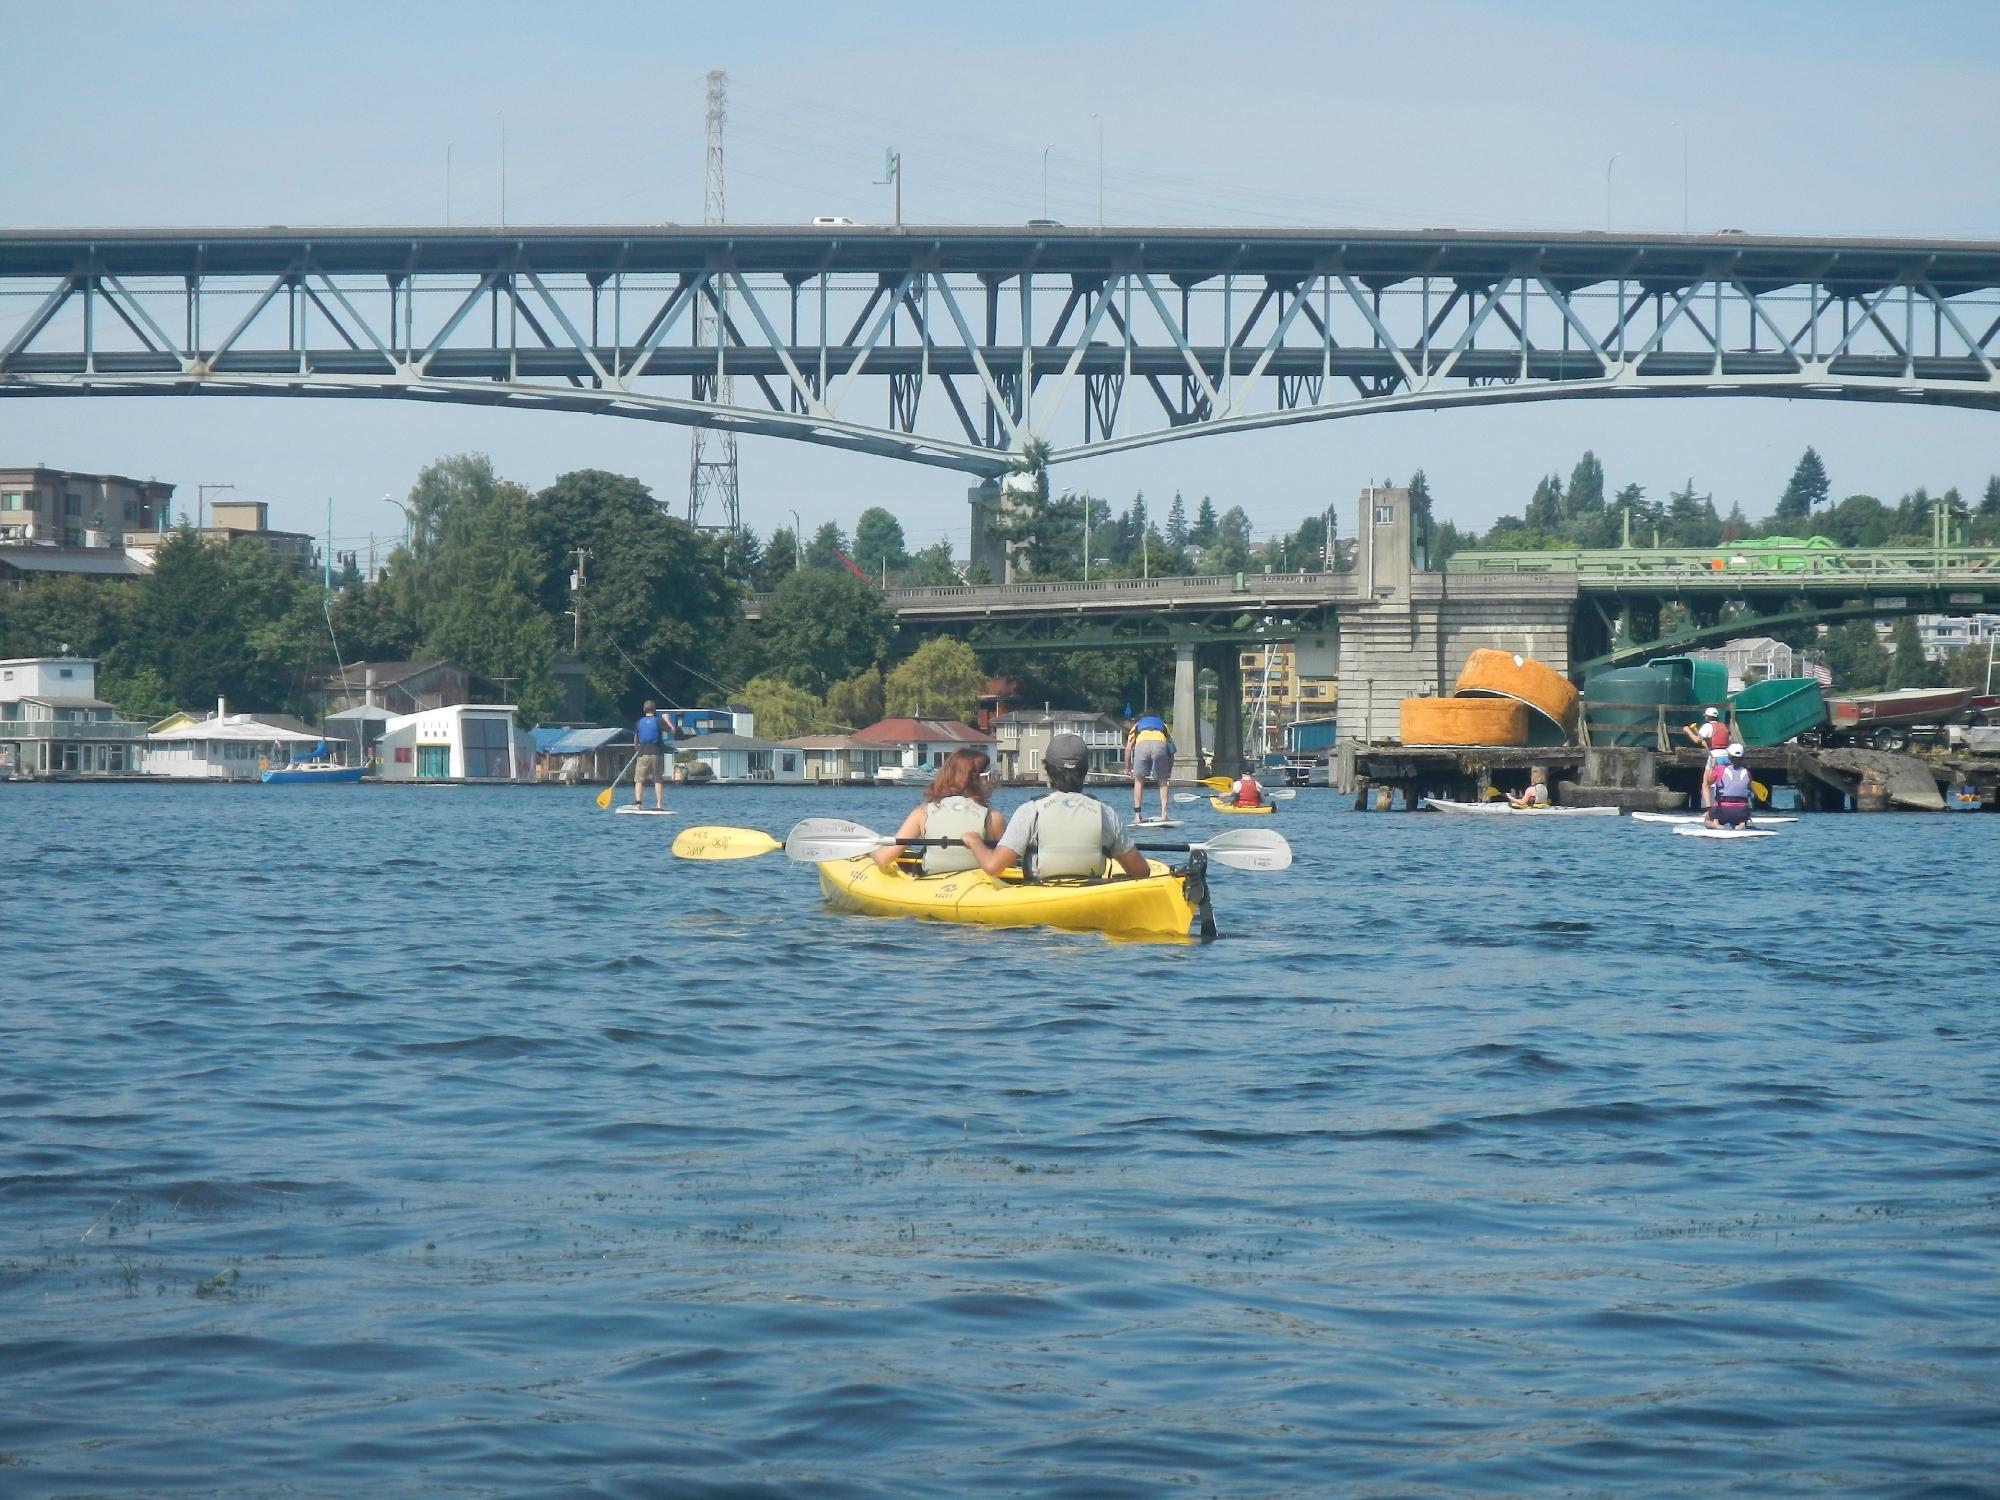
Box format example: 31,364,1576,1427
1446,546,2000,581
746,570,1355,615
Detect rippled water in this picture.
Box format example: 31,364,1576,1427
3,782,1996,1495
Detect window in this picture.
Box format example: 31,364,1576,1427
418,744,451,778
123,501,137,523
460,716,513,779
64,494,81,515
1374,504,1395,525
0,491,24,510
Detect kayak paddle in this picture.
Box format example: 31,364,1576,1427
782,817,1292,871
1174,788,1294,802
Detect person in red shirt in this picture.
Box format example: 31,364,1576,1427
1682,706,1731,808
1233,770,1263,808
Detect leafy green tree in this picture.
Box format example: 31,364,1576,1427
761,569,893,690
824,666,885,730
127,530,276,710
1776,447,1830,520
852,508,909,579
93,664,174,723
804,520,851,572
0,571,135,662
1822,619,1890,691
884,636,986,720
1200,505,1253,573
722,527,763,587
329,573,421,662
755,526,800,590
1816,494,1891,547
1524,474,1564,533
1884,616,1936,690
1612,482,1656,542
905,539,961,585
738,674,825,738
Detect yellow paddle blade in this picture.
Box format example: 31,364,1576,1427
671,825,781,861
1752,779,1770,804
595,785,616,810
1198,775,1234,793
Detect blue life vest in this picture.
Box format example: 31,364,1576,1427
635,714,662,747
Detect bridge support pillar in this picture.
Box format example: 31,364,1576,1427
1207,645,1245,775
1170,645,1201,781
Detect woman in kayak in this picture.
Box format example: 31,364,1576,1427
1232,768,1264,808
873,747,1007,873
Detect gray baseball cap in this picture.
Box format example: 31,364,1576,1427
1044,732,1089,772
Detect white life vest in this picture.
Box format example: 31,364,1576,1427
1031,792,1107,879
1717,764,1753,800
919,796,986,874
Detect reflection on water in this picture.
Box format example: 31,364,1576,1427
2,783,1995,1495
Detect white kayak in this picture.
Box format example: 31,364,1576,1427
1421,798,1618,817
1673,824,1778,840
1633,812,1796,826
614,806,678,817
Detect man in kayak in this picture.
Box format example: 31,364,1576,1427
1702,743,1755,828
1507,768,1550,809
1232,767,1264,808
1125,712,1175,823
963,732,1150,881
873,747,1007,873
1682,706,1732,808
632,700,668,810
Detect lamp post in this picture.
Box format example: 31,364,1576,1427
1091,114,1103,227
196,481,234,532
1041,143,1053,220
1605,153,1622,231
1670,119,1688,232
788,508,803,571
383,492,413,549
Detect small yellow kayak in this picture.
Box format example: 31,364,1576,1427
1209,797,1275,816
815,856,1193,938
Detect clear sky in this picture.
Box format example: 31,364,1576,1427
5,0,1998,562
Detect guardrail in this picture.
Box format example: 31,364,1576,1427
746,570,1356,614
1448,546,2000,580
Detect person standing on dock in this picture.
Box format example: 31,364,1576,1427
1703,744,1755,828
632,701,669,811
1683,706,1732,808
1125,713,1175,823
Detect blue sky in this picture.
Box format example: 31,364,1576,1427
5,0,1998,561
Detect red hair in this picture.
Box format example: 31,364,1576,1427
925,747,992,804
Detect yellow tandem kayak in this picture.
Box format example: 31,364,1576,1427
815,856,1195,938
1208,797,1275,815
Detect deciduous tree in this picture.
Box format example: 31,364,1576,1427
884,637,986,721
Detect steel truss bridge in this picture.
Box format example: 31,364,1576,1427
4,225,1999,478
748,542,2000,665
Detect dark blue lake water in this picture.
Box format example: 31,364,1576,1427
3,783,1996,1496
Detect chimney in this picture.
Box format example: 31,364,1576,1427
216,695,227,720
364,666,376,708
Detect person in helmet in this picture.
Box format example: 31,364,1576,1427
962,731,1150,880
1703,743,1755,828
1682,706,1732,808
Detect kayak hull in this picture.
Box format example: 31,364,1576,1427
816,856,1194,938
1209,797,1275,815
1421,798,1619,817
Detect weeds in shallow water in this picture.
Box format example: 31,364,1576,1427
193,1269,241,1300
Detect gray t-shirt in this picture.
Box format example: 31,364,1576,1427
997,793,1135,861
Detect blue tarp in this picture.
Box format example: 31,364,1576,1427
532,726,625,755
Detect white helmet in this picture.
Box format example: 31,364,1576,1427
1703,707,1720,720
1728,742,1745,758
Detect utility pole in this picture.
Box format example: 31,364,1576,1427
688,69,741,534
877,148,902,228
568,547,591,652
196,481,235,532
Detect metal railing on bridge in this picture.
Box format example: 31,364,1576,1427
1446,544,2000,583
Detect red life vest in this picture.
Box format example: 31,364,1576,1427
1698,721,1730,749
1235,779,1261,807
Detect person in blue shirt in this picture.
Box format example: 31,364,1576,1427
1124,713,1175,824
632,701,669,810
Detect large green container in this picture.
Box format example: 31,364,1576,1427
1582,665,1692,748
1729,677,1827,747
1646,656,1731,713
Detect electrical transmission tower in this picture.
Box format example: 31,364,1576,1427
687,68,740,533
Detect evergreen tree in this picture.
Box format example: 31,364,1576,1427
1165,492,1188,548
1523,474,1564,533
1663,479,1721,548
904,539,960,586
1822,619,1890,691
1564,451,1605,529
1884,616,1936,690
851,507,909,578
721,527,763,587
1191,496,1219,547
1981,475,2000,517
755,526,800,590
1775,446,1830,521
1612,481,1655,541
804,520,851,572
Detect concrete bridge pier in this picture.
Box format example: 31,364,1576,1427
1171,644,1201,781
1207,645,1245,776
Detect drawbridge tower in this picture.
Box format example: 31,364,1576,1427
687,68,740,533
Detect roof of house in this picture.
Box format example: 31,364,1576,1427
21,694,119,710
322,661,452,688
852,717,993,746
992,709,1121,729
782,734,875,750
531,726,624,754
148,713,323,744
324,704,395,722
0,548,146,577
679,732,781,751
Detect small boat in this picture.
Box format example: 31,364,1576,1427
816,856,1195,938
1209,796,1275,815
1673,824,1777,840
260,758,364,785
1421,797,1618,817
1829,687,1975,731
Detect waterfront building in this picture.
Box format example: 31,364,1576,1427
1238,637,1339,750
987,710,1120,782
122,500,317,576
0,656,148,776
854,716,997,783
144,703,325,780
528,725,626,784
783,733,890,784
308,661,474,719
1916,612,2000,663
674,732,805,783
374,704,535,782
0,466,173,547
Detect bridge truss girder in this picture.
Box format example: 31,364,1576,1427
893,604,1335,654
4,227,1998,475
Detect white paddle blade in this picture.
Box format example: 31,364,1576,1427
784,817,890,863
1198,828,1292,871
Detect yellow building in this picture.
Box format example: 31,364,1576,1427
1239,640,1337,747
